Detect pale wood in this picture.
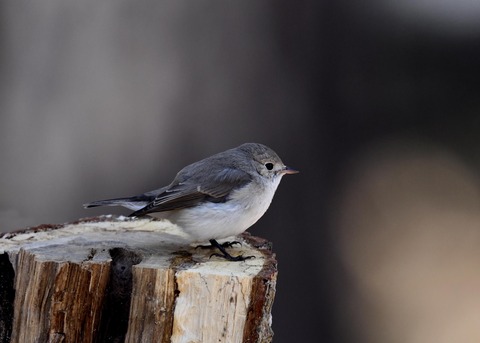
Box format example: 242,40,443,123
0,216,277,343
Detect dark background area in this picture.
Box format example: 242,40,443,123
2,1,480,342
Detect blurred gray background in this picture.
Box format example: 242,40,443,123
2,1,480,342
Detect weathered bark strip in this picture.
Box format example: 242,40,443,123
11,247,111,343
0,216,277,343
242,236,278,343
124,256,179,343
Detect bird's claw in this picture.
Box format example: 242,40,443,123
196,240,242,250
209,253,254,261
220,241,242,248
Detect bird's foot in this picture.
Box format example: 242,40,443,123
198,239,253,261
195,240,241,250
210,252,254,261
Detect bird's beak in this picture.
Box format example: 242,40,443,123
280,166,299,175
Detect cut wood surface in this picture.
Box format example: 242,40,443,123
0,216,277,343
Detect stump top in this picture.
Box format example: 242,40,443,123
1,215,275,274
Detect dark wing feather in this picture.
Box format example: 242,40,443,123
130,167,252,217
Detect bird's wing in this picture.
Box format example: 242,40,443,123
129,168,252,216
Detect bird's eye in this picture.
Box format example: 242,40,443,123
265,162,274,170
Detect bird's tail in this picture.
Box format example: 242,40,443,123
83,198,128,208
83,195,152,211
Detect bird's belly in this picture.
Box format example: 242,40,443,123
153,194,273,243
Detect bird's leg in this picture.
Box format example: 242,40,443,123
195,240,241,249
206,239,254,261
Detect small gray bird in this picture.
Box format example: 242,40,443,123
84,143,298,261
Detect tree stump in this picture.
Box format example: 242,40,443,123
0,216,277,343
